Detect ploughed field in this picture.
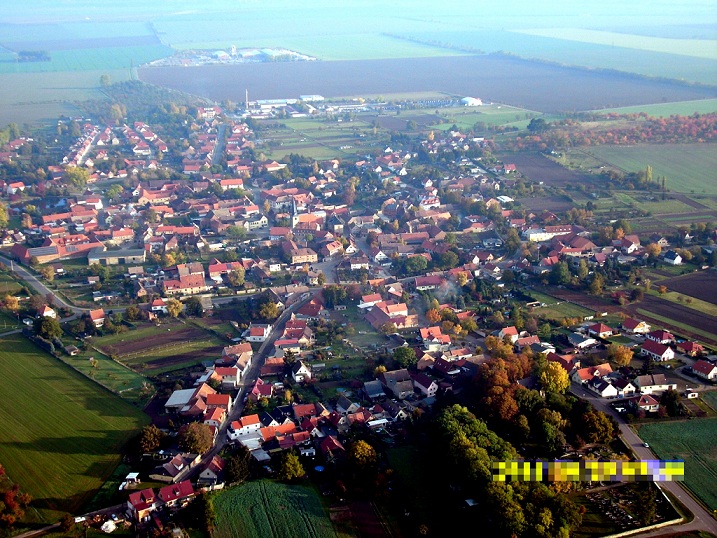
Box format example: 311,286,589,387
138,55,717,114
659,271,717,306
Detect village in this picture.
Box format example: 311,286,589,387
1,100,717,537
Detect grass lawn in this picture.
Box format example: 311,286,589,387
213,480,338,538
67,344,153,406
637,419,717,511
0,334,149,523
702,391,717,413
534,301,595,322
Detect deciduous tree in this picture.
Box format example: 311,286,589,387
539,362,569,394
178,422,213,454
607,344,633,367
165,298,183,318
277,451,305,481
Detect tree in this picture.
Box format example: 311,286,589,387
225,445,251,484
539,362,569,394
178,422,213,454
660,389,683,417
138,424,165,453
258,301,279,320
34,317,62,340
538,322,552,340
277,451,305,481
393,346,417,368
165,298,183,317
425,308,442,324
227,267,245,287
65,167,90,190
317,272,326,286
225,225,247,241
3,294,19,313
645,243,661,258
184,296,204,317
0,201,8,229
124,304,143,321
607,344,633,367
549,262,571,286
99,74,111,87
527,118,549,133
588,273,605,296
630,288,644,302
89,263,109,282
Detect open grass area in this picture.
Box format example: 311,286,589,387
534,301,596,322
578,144,717,195
595,99,717,117
213,480,338,538
0,333,149,523
66,344,153,406
637,419,717,511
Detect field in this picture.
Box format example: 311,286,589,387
0,334,149,523
138,54,717,114
658,271,717,307
506,152,599,189
637,419,717,511
92,320,227,376
213,480,338,538
574,144,717,195
595,98,717,117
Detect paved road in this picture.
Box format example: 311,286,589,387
571,383,717,537
0,254,84,315
179,293,315,481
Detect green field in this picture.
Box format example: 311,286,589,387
0,334,149,523
534,301,596,322
595,99,717,117
429,104,538,131
703,392,717,412
515,29,717,60
637,419,717,511
213,480,338,538
579,144,717,195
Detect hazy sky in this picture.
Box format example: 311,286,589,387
3,0,716,30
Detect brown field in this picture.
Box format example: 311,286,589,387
625,294,717,346
138,55,716,113
101,326,209,357
507,152,598,188
515,195,577,213
659,271,717,306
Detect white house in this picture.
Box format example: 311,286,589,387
587,378,618,399
640,340,675,362
663,250,682,265
692,359,717,381
635,374,677,395
291,360,312,383
244,323,272,343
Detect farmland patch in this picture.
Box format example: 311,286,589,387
658,271,717,307
213,480,338,538
0,334,148,523
638,418,717,511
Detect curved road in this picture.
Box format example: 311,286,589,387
572,383,717,537
0,254,84,315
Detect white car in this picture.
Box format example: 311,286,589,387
643,442,650,448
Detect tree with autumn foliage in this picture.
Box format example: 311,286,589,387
607,344,634,367
0,465,32,530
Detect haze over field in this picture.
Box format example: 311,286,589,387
0,0,715,124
